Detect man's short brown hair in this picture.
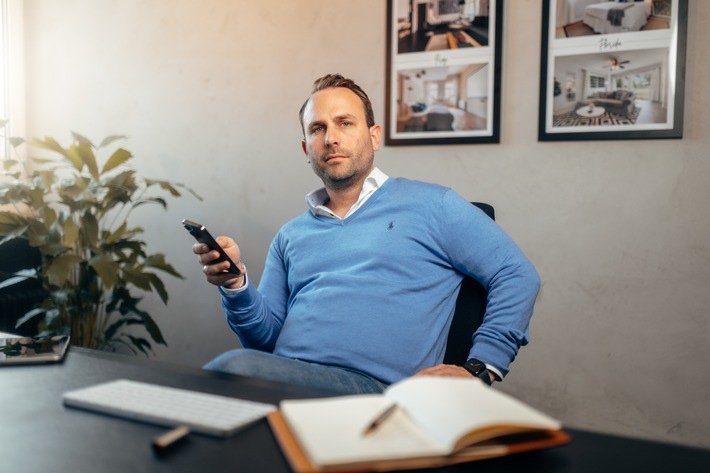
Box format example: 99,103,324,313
299,74,375,134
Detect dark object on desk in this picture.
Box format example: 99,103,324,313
2,348,709,473
0,335,70,365
443,202,495,365
0,238,46,336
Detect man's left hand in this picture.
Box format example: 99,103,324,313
414,364,494,384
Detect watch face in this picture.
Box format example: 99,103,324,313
464,360,486,376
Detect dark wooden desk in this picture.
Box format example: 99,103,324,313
1,348,708,473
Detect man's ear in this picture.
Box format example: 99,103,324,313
369,124,382,151
301,139,307,155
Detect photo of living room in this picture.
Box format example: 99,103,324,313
396,0,491,54
550,47,673,129
555,0,672,38
393,64,490,134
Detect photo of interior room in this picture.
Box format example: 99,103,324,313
394,64,489,133
396,0,491,53
551,47,671,128
555,0,671,38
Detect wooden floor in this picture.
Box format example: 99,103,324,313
634,99,667,125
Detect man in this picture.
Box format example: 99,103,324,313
193,74,540,394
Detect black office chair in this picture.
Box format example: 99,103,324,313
442,202,494,365
0,238,45,336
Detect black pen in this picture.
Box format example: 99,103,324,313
362,403,399,436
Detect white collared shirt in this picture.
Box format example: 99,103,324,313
305,167,389,220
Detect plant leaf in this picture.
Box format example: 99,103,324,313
89,254,120,289
0,171,20,179
133,197,167,210
63,218,79,248
139,311,166,346
127,335,153,356
14,307,47,328
104,222,128,244
174,182,203,201
38,170,55,190
98,135,126,148
103,317,139,344
8,137,25,148
101,148,132,175
0,213,29,245
27,219,49,247
81,212,99,248
144,178,182,197
45,254,83,286
0,211,27,226
41,206,58,230
29,136,65,155
71,131,95,148
144,253,183,279
144,272,168,304
2,159,19,171
123,269,153,291
74,142,100,180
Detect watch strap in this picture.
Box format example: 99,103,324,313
461,358,493,386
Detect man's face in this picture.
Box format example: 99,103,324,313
301,87,381,191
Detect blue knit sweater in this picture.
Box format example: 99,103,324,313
220,178,540,384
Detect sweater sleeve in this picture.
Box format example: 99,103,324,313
439,190,541,377
219,235,289,351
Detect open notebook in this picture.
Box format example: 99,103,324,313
269,376,570,473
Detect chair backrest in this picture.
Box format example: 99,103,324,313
0,238,45,336
442,202,494,365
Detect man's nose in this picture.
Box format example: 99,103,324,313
325,128,340,147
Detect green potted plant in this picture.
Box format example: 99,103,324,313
0,126,198,355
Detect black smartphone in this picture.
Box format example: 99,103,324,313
181,219,241,275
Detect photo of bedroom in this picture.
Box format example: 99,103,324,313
555,0,671,38
396,0,491,54
393,64,489,133
551,47,672,128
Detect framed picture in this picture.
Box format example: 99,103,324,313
538,0,688,141
385,0,503,146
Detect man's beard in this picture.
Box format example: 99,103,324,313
310,148,372,191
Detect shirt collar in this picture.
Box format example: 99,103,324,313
306,167,389,217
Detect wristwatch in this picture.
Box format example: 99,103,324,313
460,358,493,386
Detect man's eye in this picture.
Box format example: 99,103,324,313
312,126,324,133
341,121,351,127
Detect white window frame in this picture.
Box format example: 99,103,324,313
1,0,8,159
1,0,25,161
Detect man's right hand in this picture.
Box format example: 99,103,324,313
192,236,245,289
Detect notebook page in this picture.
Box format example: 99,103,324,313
280,394,448,467
384,376,562,451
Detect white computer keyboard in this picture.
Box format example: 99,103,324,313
62,379,277,437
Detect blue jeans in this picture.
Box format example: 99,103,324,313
203,349,388,395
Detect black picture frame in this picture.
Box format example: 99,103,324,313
538,0,688,141
385,0,503,146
